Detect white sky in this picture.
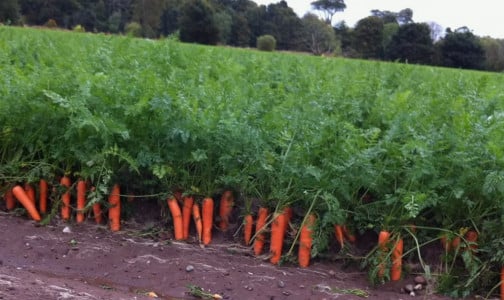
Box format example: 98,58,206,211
254,0,504,39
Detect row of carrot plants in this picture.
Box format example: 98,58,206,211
1,26,504,297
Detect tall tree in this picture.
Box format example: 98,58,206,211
439,27,485,70
301,13,339,55
132,0,165,37
386,23,434,64
480,37,504,71
310,0,345,25
263,1,303,50
352,16,384,59
179,0,219,45
0,0,20,24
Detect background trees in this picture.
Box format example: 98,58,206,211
4,0,501,71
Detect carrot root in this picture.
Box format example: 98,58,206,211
192,203,203,243
108,184,121,231
298,214,316,268
202,197,214,245
76,180,86,223
219,191,233,231
12,185,41,221
253,207,268,256
391,238,403,281
60,176,71,220
39,179,48,214
270,212,287,265
243,214,254,245
167,197,183,240
182,196,194,240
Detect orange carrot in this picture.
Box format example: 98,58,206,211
500,266,504,300
93,203,102,224
24,183,35,205
334,225,344,248
12,185,41,221
108,184,121,231
253,207,269,255
219,190,234,231
465,230,478,252
440,234,451,252
4,188,16,210
342,225,356,243
60,176,71,220
377,230,390,279
192,203,203,242
284,206,293,225
167,197,183,240
391,238,404,281
202,197,214,245
76,180,86,223
452,236,461,251
243,214,254,245
270,212,287,264
39,179,48,214
298,214,316,268
182,196,194,240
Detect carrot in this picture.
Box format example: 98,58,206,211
202,197,214,245
192,203,203,243
108,184,121,232
334,225,344,248
440,234,451,252
24,183,35,205
76,180,86,223
253,207,268,255
377,230,390,279
451,236,461,251
90,185,102,224
60,176,71,220
500,266,504,300
12,185,41,221
182,196,194,240
4,188,16,210
342,225,356,243
167,197,183,240
219,190,234,231
270,212,287,265
465,230,478,252
298,214,316,268
391,238,404,281
39,179,48,214
243,214,254,245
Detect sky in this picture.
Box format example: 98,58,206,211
254,0,504,39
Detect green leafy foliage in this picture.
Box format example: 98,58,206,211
1,27,504,296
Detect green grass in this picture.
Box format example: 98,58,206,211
1,26,504,296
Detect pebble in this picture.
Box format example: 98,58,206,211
277,281,285,288
282,291,290,296
409,291,416,297
414,275,427,285
414,284,422,291
63,226,72,233
404,284,414,293
244,285,253,291
185,265,194,272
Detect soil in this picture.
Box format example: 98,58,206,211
0,204,454,300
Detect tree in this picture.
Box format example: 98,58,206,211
439,27,485,70
301,13,338,55
427,21,444,42
310,0,345,25
179,0,219,45
480,37,504,72
0,0,20,24
352,16,384,59
229,13,251,47
132,0,165,37
371,8,413,25
263,1,303,50
386,23,434,64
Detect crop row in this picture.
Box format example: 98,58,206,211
1,27,504,297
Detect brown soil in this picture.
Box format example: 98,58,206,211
0,209,454,300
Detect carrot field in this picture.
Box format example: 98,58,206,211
1,26,504,298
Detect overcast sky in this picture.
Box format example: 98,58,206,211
254,0,504,39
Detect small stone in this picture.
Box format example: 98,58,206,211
63,226,72,233
282,291,290,296
23,255,28,258
299,285,305,289
185,265,194,272
277,281,285,288
414,275,427,285
244,285,253,291
413,284,422,291
328,270,336,277
404,284,414,293
409,291,415,297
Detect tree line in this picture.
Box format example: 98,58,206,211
1,0,503,71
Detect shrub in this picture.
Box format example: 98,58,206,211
73,24,85,33
45,19,57,28
257,35,276,51
125,22,142,37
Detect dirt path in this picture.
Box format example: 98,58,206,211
0,214,451,300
